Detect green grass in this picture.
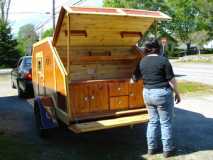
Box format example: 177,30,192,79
178,80,213,95
0,134,41,160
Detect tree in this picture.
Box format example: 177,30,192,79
166,0,200,55
104,0,207,55
105,0,172,42
0,0,11,24
0,20,20,68
41,28,53,39
17,24,39,56
189,30,209,55
195,0,213,39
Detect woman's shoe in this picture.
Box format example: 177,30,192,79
147,148,160,155
163,149,176,158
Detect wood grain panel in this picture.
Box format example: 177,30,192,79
88,83,109,112
129,80,145,108
55,15,153,47
109,81,129,96
70,84,90,115
32,41,55,96
55,63,67,111
110,96,128,110
69,64,97,80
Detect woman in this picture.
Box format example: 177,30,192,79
133,39,181,158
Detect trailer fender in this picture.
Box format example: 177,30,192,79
34,96,58,129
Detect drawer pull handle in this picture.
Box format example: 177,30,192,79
130,93,134,97
84,97,88,101
118,101,122,104
91,96,95,100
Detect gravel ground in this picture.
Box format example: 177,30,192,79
0,73,213,160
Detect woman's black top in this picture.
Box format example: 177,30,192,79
134,55,175,89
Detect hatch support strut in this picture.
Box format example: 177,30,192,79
66,13,70,73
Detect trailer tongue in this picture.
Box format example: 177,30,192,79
32,6,170,135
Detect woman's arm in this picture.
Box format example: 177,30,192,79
169,77,181,104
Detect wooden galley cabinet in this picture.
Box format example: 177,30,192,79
32,6,170,133
70,80,144,117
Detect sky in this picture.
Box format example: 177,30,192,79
8,0,103,35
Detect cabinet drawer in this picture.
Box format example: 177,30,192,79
109,81,129,96
110,96,128,110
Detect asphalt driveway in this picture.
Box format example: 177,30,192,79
0,73,213,160
171,62,213,86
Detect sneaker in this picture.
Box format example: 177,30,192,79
163,149,176,158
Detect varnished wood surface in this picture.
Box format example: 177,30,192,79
110,96,129,110
69,80,145,118
109,81,129,97
73,108,147,121
69,113,149,133
70,78,129,84
88,83,109,112
55,13,154,47
129,80,145,109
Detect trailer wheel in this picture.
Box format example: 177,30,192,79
34,103,49,138
56,117,67,129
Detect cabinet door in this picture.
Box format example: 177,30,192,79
70,84,90,115
129,80,145,108
110,96,128,110
88,83,109,112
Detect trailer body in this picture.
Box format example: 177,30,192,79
32,6,170,133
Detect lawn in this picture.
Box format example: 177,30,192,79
178,80,213,95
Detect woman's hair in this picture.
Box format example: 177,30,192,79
144,39,161,55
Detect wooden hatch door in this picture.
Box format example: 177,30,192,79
35,52,45,95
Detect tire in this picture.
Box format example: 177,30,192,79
17,81,25,98
56,117,67,129
34,103,49,138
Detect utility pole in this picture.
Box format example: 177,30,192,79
52,0,56,31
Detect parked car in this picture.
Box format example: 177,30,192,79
11,56,34,97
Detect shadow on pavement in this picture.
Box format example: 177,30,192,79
174,107,213,156
175,74,186,77
0,96,35,136
1,95,213,160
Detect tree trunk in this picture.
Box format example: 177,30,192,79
186,42,191,56
198,47,201,56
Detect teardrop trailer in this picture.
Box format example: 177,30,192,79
32,6,170,136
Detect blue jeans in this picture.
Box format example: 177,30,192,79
143,87,174,152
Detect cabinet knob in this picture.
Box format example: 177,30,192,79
91,96,95,100
118,101,122,105
118,87,121,91
130,93,134,97
84,97,88,101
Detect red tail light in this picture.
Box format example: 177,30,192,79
24,70,32,80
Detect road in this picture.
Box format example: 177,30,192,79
172,62,213,85
0,73,213,160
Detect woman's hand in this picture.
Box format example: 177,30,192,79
175,93,181,104
169,78,181,104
